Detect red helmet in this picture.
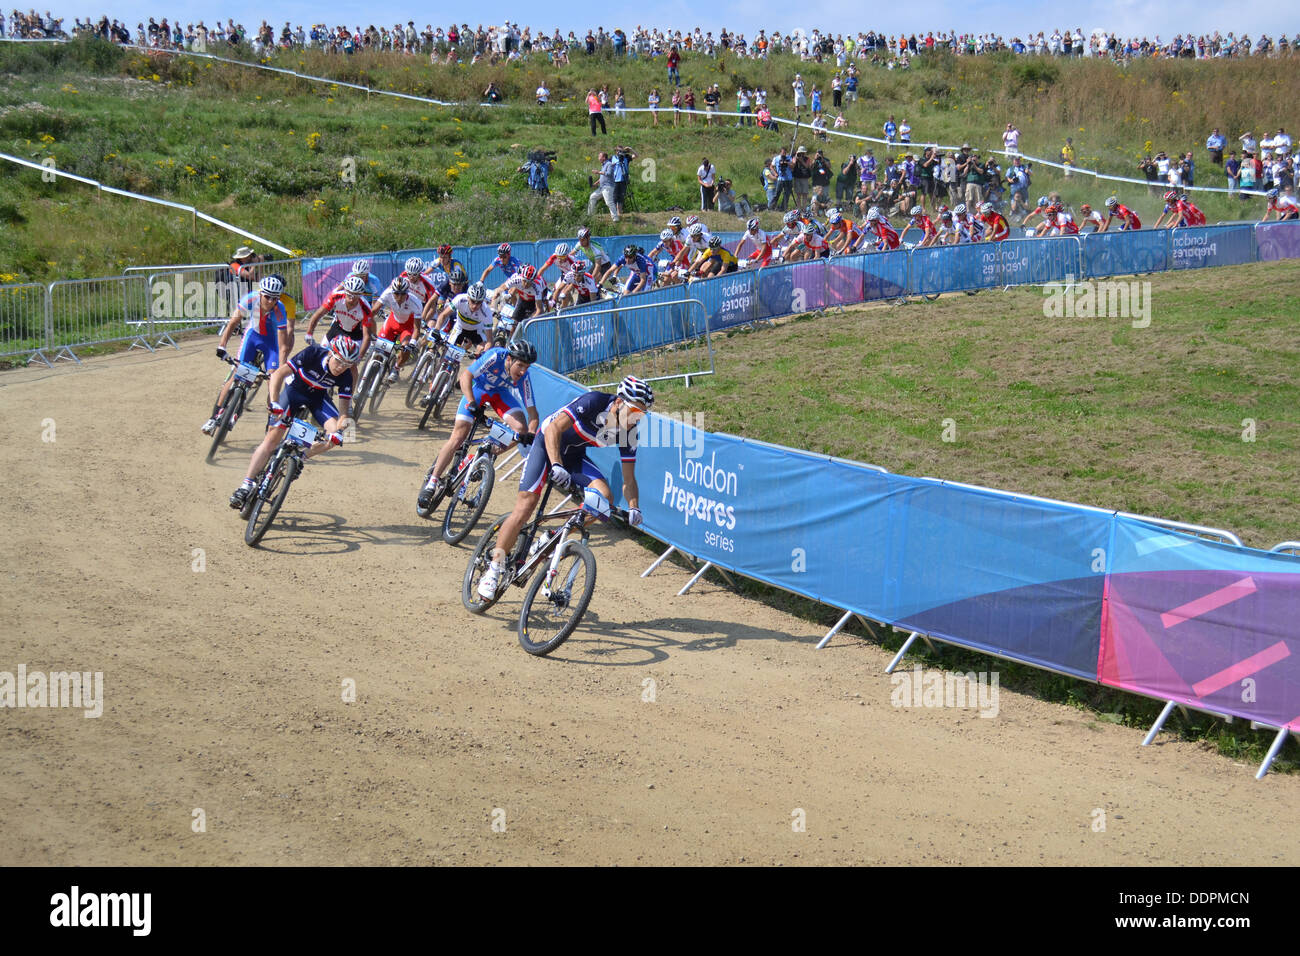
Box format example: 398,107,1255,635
438,243,453,256
521,265,538,282
498,242,511,256
1048,202,1063,213
1163,190,1178,202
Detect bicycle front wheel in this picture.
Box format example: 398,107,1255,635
463,512,512,614
206,385,242,462
518,539,597,656
418,369,447,430
245,455,296,547
442,452,495,545
405,352,434,408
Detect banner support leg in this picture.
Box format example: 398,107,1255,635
677,562,714,596
1255,728,1291,780
885,632,920,674
816,609,854,650
1142,700,1177,746
641,545,676,578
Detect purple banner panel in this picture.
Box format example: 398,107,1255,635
1256,220,1300,262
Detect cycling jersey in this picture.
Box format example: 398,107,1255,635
980,212,1010,241
484,254,526,280
908,215,937,240
467,346,536,409
540,251,578,275
502,272,548,302
444,293,493,337
286,343,355,399
827,220,861,248
867,218,900,250
649,237,684,261
1176,200,1206,226
737,228,777,265
791,232,831,257
330,274,382,303
1049,212,1078,235
564,270,602,297
377,288,423,341
402,272,439,301
574,241,611,271
235,290,288,337
423,258,467,283
677,236,710,262
519,389,637,495
1078,211,1106,231
1107,204,1141,230
695,247,739,271
318,290,374,333
1269,196,1300,219
955,215,986,242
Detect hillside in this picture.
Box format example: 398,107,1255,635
2,37,1294,282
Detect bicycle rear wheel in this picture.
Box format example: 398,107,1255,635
463,513,512,614
442,452,495,545
245,455,296,547
518,539,597,656
370,362,392,414
205,385,242,462
405,352,435,408
418,369,447,430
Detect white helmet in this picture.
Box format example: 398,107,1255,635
467,282,486,302
909,205,923,217
350,258,371,276
689,223,704,237
659,229,674,241
827,208,842,224
866,207,881,222
258,274,284,296
403,256,424,274
953,203,967,216
783,211,798,225
979,202,993,214
667,216,682,228
554,243,570,257
342,275,366,294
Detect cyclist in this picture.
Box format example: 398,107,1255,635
479,242,526,284
619,244,658,293
1178,193,1206,226
421,266,469,325
1262,187,1300,221
952,203,985,242
935,209,960,244
434,281,494,357
330,258,382,304
735,217,778,266
1076,203,1105,233
398,256,439,303
1043,202,1078,236
898,205,939,247
304,274,373,352
492,264,549,322
538,242,580,281
977,201,1010,241
825,208,862,255
1021,196,1051,233
572,227,614,285
228,335,359,511
477,375,653,600
204,274,291,435
1101,196,1142,232
555,267,603,308
646,230,685,284
689,235,741,277
683,214,713,245
424,244,467,284
861,207,901,251
417,339,540,510
671,223,711,270
785,221,831,260
374,276,424,382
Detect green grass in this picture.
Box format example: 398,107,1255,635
2,37,1293,283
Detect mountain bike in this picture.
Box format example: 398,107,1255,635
416,340,468,430
241,415,325,547
463,482,623,656
207,355,267,462
415,409,521,544
404,327,446,408
351,335,392,420
492,304,518,347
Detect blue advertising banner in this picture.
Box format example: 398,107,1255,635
909,242,999,295
1004,237,1079,286
1170,224,1255,270
1080,229,1171,279
858,250,908,302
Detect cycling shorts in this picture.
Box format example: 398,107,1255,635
277,380,341,429
380,315,416,342
456,389,526,425
239,329,280,370
519,427,604,494
327,319,365,343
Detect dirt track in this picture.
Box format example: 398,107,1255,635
1,340,1296,866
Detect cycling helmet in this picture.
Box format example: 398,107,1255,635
686,215,700,227
521,265,538,282
979,202,993,214
953,203,967,216
783,210,798,225
910,205,923,217
828,209,842,224
1048,202,1063,213
617,375,654,410
941,211,953,220
392,277,410,294
668,216,682,228
1163,190,1178,202
866,207,881,222
350,258,370,276
624,243,639,258
329,335,362,365
448,267,468,285
258,274,284,296
1079,203,1092,213
1036,196,1048,208
507,339,537,364
746,217,760,232
576,226,591,240
936,203,949,214
801,222,815,234
557,243,573,258
689,223,705,237
708,235,723,247
635,246,646,256
1267,187,1280,198
1105,196,1119,208
658,229,674,242
467,282,486,302
438,244,453,257
342,275,366,295
403,255,424,275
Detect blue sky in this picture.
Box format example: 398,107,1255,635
49,2,1288,41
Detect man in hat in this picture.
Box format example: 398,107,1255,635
792,145,812,208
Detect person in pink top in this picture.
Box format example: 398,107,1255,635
587,88,606,136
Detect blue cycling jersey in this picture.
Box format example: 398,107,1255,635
626,253,657,277
468,347,535,408
554,390,636,463
485,255,525,279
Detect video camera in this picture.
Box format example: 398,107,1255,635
527,148,558,165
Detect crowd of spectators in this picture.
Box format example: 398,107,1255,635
5,12,1299,66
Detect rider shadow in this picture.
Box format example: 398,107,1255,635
252,511,430,555
518,611,810,666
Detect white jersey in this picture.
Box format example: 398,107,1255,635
377,287,423,323
564,271,600,295
447,293,492,331
502,272,547,302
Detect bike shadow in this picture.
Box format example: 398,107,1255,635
497,611,811,666
252,512,436,555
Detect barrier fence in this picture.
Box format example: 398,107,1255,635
524,363,1300,777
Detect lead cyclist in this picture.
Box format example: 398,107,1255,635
477,375,653,600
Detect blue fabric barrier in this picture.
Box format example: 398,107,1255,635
1170,224,1256,270
1080,229,1170,279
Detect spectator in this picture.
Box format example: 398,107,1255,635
1225,150,1241,195
1060,137,1075,177
836,155,856,203
697,157,717,210
716,179,753,219
940,151,959,203
1006,156,1031,215
1206,127,1225,164
586,89,606,136
667,45,680,86
1182,152,1195,188
810,115,828,141
647,87,660,126
1138,154,1160,195
483,81,503,103
810,149,833,209
792,145,813,208
772,146,795,211
613,145,635,215
586,150,619,222
736,86,752,126
762,158,779,209
756,104,773,130
810,85,822,118
1240,131,1258,156
792,73,807,115
536,81,550,105
683,86,695,124
703,84,720,126
1003,123,1021,155
671,87,681,127
899,118,912,144
614,86,626,119
1275,127,1293,159
831,72,843,109
883,114,898,144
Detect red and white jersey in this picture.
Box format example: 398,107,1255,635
1176,199,1206,226
541,251,578,275
1107,204,1141,229
1269,195,1300,218
866,218,900,249
908,214,937,240
402,271,439,301
738,227,776,259
679,236,710,261
794,231,830,252
503,272,547,302
319,290,374,332
1078,209,1105,231
377,287,423,325
564,270,601,296
1050,211,1079,235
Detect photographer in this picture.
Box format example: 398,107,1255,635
810,149,833,211
613,145,636,215
772,146,795,212
587,150,620,222
519,148,556,195
716,178,753,219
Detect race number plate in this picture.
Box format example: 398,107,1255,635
233,362,260,384
286,419,318,445
371,337,394,354
444,344,466,363
487,420,516,446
